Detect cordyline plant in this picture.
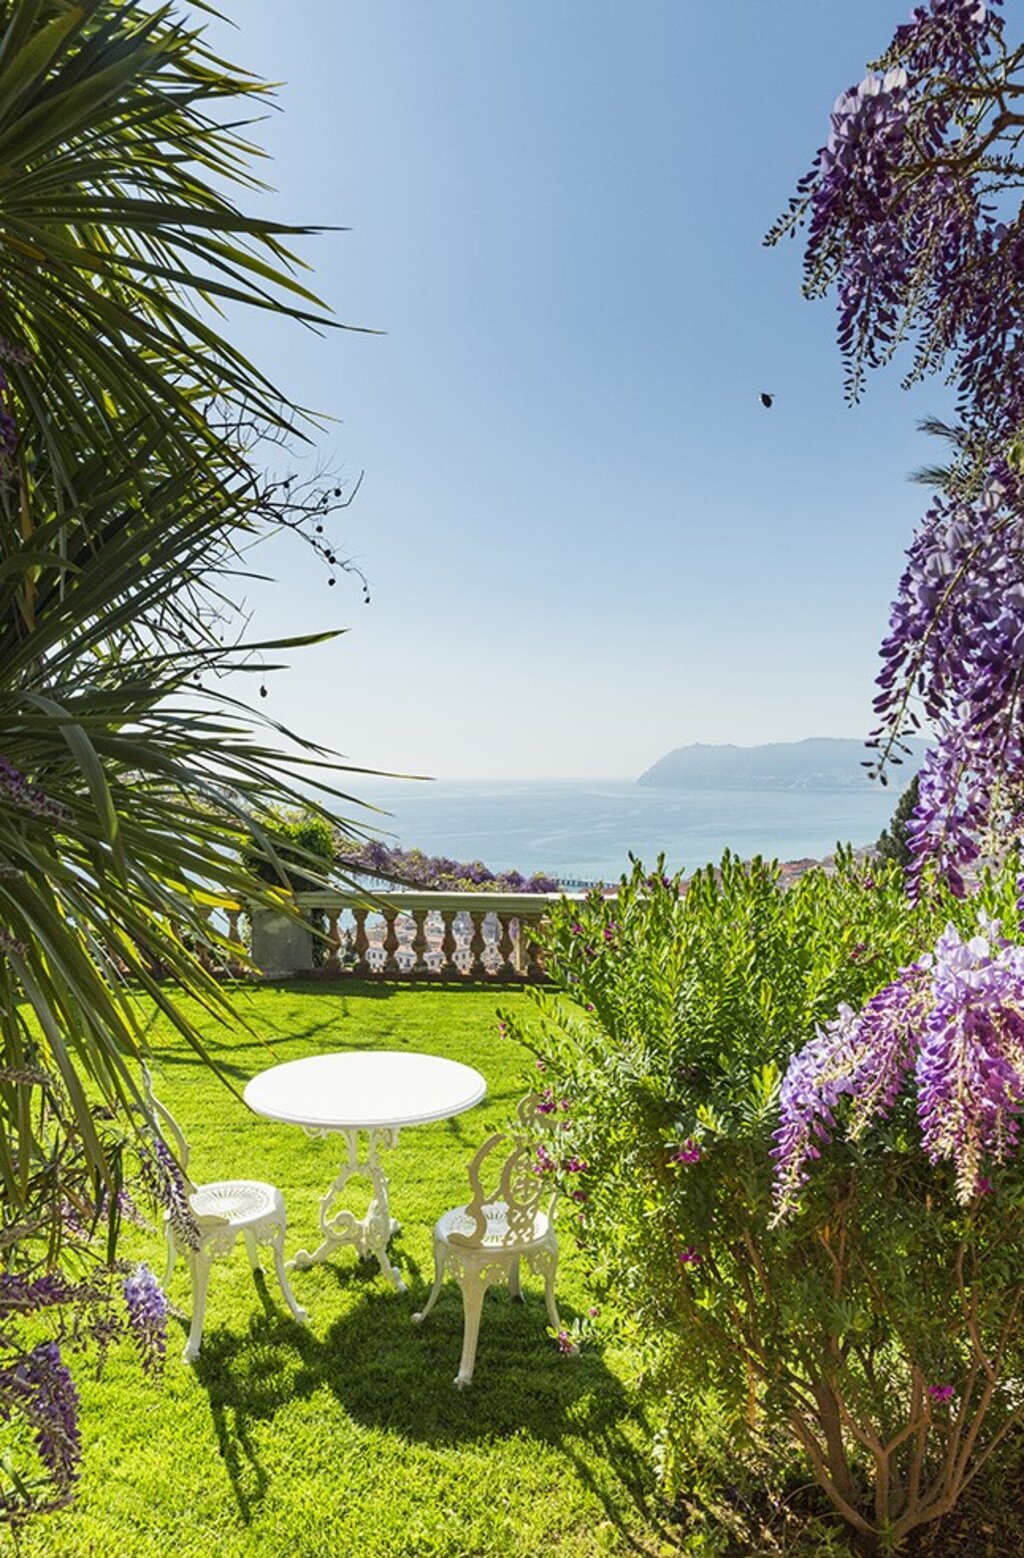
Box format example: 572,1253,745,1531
0,0,372,1520
506,858,1024,1554
768,0,1024,901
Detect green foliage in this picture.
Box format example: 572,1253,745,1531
241,809,338,894
875,775,921,869
505,855,1024,1549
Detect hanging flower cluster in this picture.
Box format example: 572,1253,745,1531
772,1,1009,429
773,919,1024,1216
768,0,1024,889
874,464,1024,894
122,1264,168,1376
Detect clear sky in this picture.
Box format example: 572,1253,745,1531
203,1,953,781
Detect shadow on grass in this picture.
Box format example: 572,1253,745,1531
189,1267,666,1550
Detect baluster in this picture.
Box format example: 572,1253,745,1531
353,908,370,975
498,915,515,979
226,907,243,947
441,911,458,977
411,910,429,976
325,910,342,972
382,909,400,977
469,911,485,978
525,915,547,981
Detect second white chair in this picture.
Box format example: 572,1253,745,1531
412,1097,566,1386
142,1066,308,1362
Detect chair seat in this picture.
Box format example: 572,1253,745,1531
189,1179,283,1229
437,1200,551,1249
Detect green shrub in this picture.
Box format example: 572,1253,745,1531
503,854,1024,1552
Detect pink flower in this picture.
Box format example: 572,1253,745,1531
556,1329,575,1355
678,1245,703,1267
669,1139,701,1165
928,1383,954,1404
563,1156,587,1174
976,1176,995,1195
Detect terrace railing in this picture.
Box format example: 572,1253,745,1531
249,890,584,983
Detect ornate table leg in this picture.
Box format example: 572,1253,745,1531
289,1127,405,1291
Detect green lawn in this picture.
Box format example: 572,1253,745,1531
10,983,675,1558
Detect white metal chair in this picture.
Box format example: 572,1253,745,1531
142,1066,308,1362
412,1096,565,1387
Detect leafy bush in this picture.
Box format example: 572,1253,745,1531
503,854,1024,1552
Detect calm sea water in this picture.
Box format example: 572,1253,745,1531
343,778,901,883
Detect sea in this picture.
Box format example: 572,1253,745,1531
341,778,903,885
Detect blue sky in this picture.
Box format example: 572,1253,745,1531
206,1,953,780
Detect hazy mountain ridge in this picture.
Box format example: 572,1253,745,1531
637,737,927,793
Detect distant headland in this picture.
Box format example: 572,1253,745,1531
637,737,927,793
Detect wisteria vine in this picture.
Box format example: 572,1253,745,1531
773,918,1024,1216
769,0,1024,893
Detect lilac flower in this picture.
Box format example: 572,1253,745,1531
555,1328,575,1355
536,1089,557,1115
532,1144,557,1176
122,1264,168,1376
562,1156,587,1174
928,1382,955,1404
678,1246,703,1267
669,1139,701,1165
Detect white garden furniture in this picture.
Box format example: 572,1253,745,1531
412,1096,565,1387
142,1067,308,1362
242,1050,486,1291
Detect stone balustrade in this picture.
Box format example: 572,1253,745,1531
249,890,584,982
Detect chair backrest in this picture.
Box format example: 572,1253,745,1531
448,1095,556,1250
141,1063,195,1190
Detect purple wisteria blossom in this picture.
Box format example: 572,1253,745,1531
138,1135,199,1251
916,924,1024,1199
768,0,1024,893
0,1341,81,1512
773,920,1024,1215
122,1264,167,1376
873,466,1024,897
0,755,67,822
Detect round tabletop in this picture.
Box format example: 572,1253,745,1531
242,1050,487,1131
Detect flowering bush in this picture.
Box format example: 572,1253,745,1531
505,855,1024,1551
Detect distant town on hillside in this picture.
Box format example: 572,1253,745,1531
637,737,927,792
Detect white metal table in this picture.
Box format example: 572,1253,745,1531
242,1051,486,1292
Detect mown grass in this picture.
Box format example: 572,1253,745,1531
8,982,677,1558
